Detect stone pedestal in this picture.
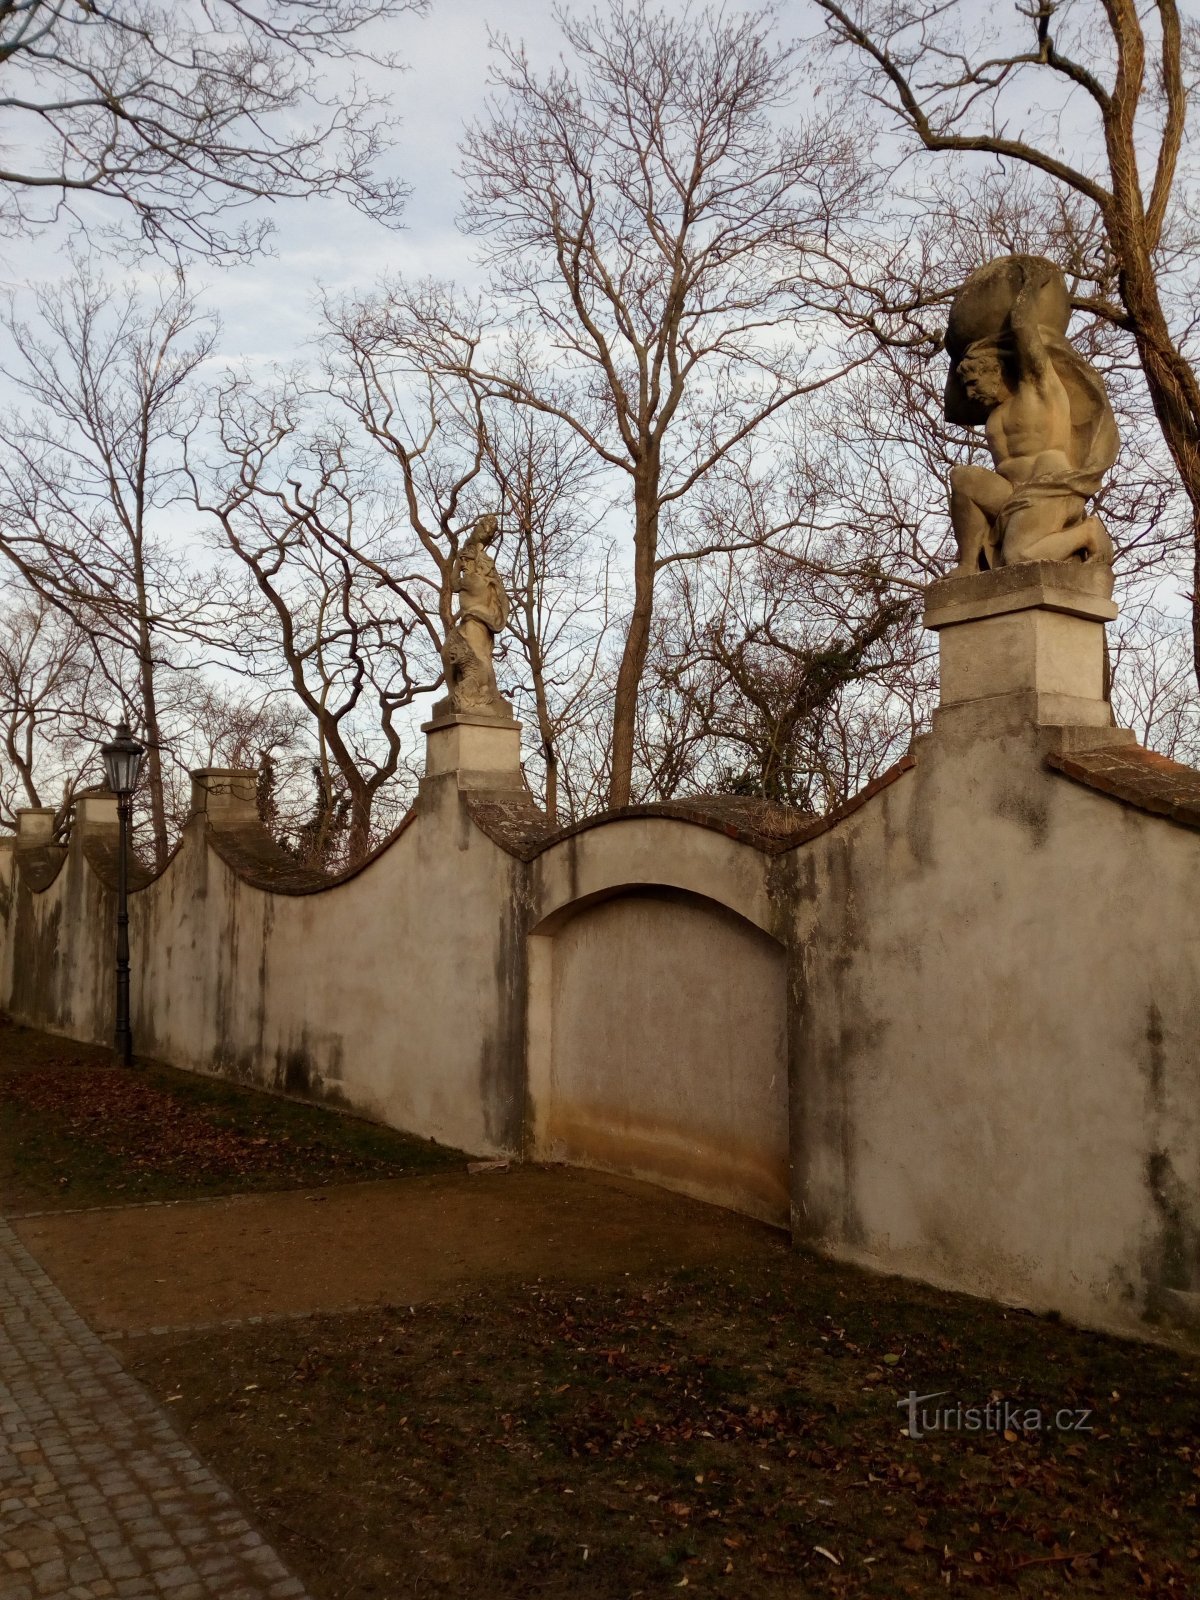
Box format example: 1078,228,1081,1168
924,561,1126,737
76,791,119,831
421,708,526,792
15,807,56,842
190,768,258,824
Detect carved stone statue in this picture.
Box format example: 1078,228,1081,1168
441,513,513,717
944,255,1119,574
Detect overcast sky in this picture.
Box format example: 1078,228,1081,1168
168,0,660,372
0,0,620,366
205,0,551,359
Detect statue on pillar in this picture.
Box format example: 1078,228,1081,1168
944,255,1119,574
441,513,514,717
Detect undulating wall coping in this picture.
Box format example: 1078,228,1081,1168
18,736,1200,909
1047,745,1200,831
79,830,155,893
11,841,69,893
203,819,341,894
468,752,920,862
14,753,923,905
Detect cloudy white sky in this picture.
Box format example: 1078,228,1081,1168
0,0,650,362
203,0,553,359
135,0,705,372
0,0,1107,376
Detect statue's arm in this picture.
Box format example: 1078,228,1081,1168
1009,269,1052,386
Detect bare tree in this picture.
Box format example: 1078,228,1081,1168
458,1,871,806
325,283,628,817
154,675,309,843
1110,594,1200,763
480,402,615,820
813,0,1200,683
192,381,442,865
0,591,106,835
643,535,921,810
0,0,425,260
0,265,217,868
322,282,497,654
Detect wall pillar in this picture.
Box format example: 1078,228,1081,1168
15,807,56,842
190,768,258,824
923,559,1131,743
75,791,119,832
421,709,528,794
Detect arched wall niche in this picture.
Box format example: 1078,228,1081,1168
527,884,789,1227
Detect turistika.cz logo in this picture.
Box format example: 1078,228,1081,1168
898,1390,1094,1442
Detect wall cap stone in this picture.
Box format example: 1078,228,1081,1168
15,807,57,841
924,559,1117,630
76,791,119,830
189,768,258,822
421,708,521,733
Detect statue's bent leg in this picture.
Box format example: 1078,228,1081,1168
949,465,1010,574
1004,513,1112,563
998,489,1090,565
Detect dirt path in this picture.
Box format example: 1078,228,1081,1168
12,1165,784,1336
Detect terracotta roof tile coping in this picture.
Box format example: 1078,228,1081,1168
10,840,68,893
79,831,155,893
203,822,336,893
1047,744,1200,831
470,753,918,861
15,753,923,897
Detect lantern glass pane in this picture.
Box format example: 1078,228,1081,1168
101,729,144,796
110,750,138,793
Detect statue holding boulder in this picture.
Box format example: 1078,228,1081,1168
944,255,1119,574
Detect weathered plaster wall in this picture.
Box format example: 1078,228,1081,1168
788,721,1200,1340
5,768,529,1158
3,563,1200,1347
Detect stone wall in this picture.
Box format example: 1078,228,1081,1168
4,561,1200,1347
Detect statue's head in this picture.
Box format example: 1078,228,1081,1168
944,254,1066,425
957,340,1012,410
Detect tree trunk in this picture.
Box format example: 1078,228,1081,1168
1115,252,1200,690
136,624,169,872
525,625,558,821
607,470,658,809
326,724,372,867
346,780,372,867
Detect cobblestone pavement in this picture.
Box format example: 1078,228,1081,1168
0,1217,311,1600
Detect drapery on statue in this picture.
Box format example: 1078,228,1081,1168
442,513,513,716
944,255,1119,574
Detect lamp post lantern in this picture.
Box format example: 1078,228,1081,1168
100,722,145,1067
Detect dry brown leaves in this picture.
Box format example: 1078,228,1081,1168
6,1064,382,1182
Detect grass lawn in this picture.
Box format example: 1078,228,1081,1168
130,1254,1200,1599
0,1015,463,1212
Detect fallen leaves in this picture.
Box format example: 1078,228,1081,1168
127,1263,1200,1600
2,1056,455,1203
7,1065,339,1180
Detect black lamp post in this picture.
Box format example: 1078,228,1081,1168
100,722,145,1067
